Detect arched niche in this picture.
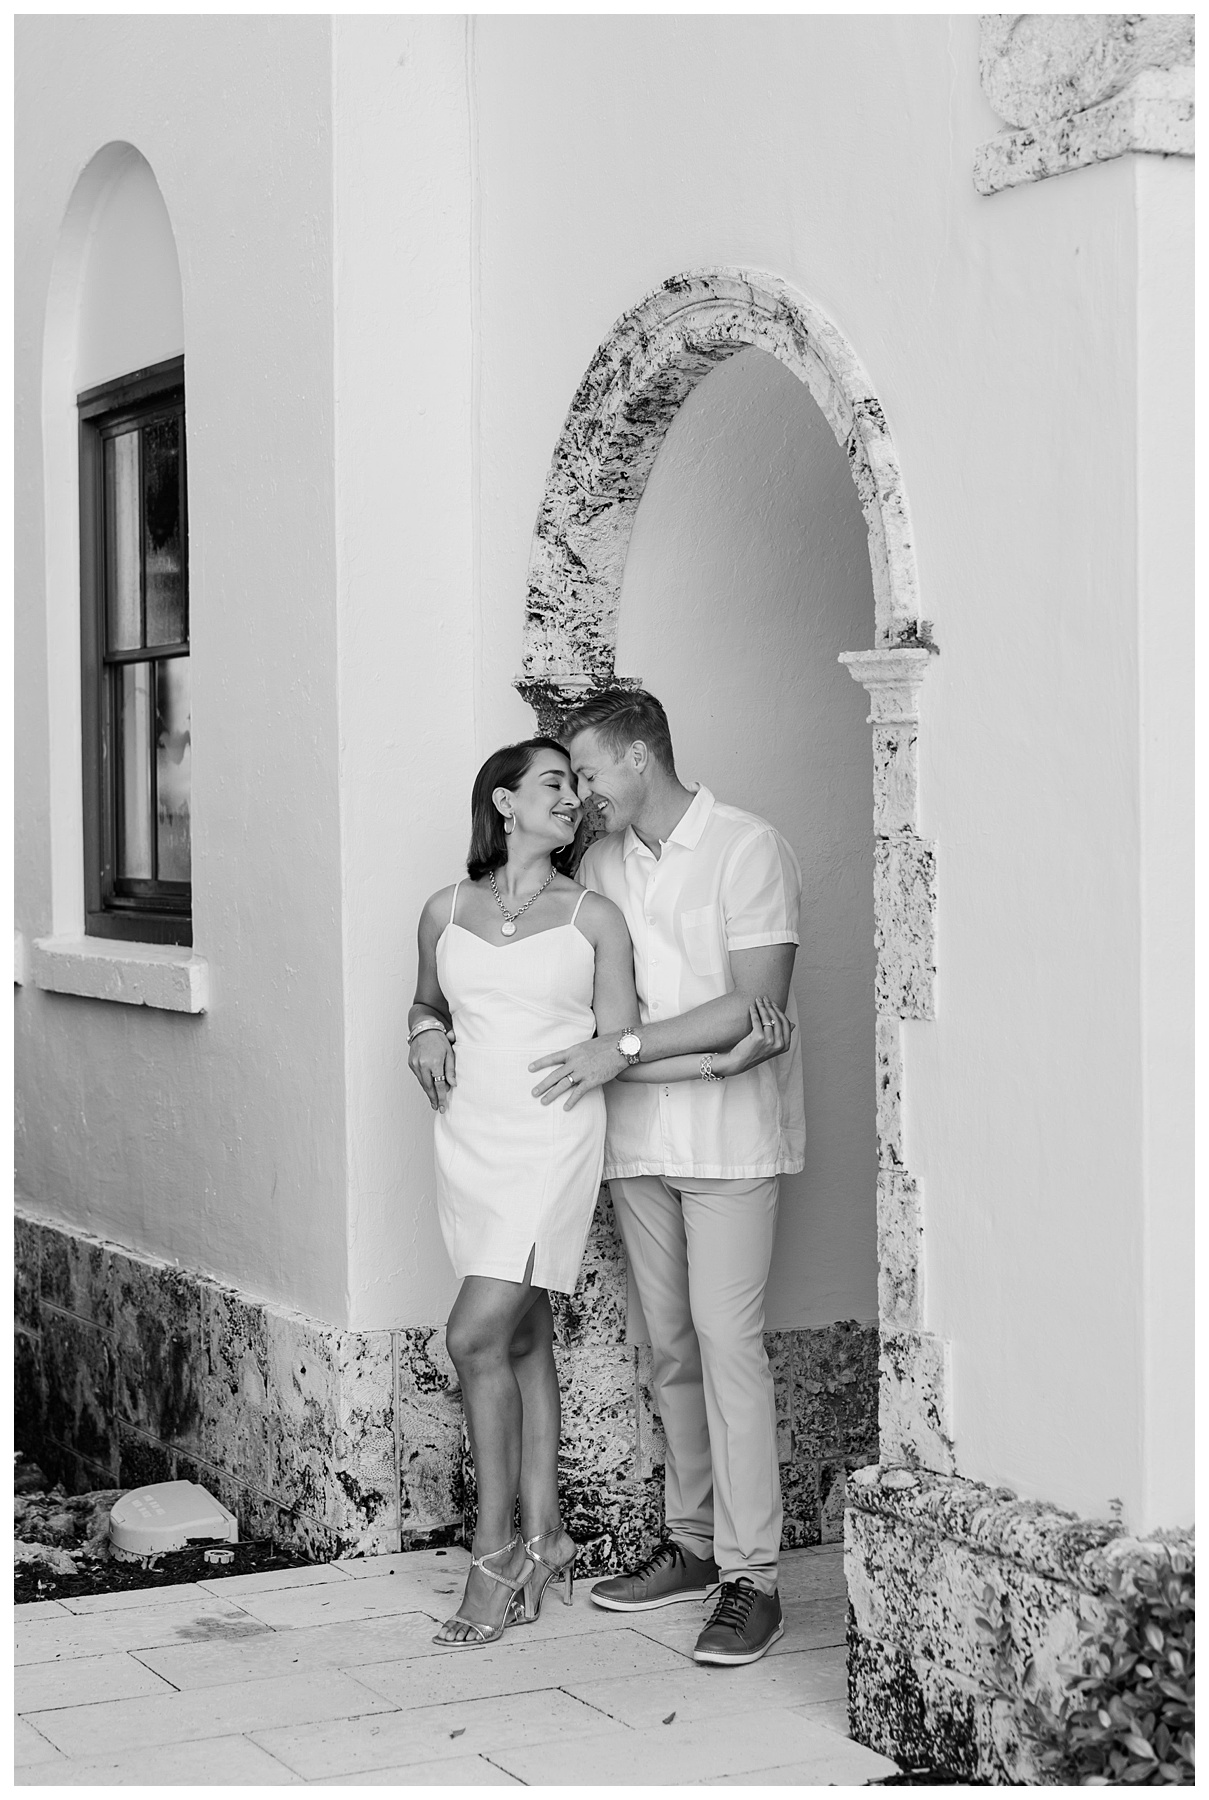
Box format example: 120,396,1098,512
41,143,184,935
517,267,952,1474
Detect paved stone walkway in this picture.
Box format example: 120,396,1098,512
15,1543,898,1785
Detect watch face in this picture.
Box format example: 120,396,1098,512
618,1031,641,1057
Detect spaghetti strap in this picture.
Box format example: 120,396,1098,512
432,870,605,1297
570,887,590,925
449,879,463,927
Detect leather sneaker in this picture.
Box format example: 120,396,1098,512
692,1578,784,1664
590,1539,719,1612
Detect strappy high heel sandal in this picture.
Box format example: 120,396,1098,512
432,1535,533,1648
512,1526,578,1624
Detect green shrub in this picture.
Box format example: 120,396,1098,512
979,1548,1194,1785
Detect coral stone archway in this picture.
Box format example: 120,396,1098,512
516,267,951,1474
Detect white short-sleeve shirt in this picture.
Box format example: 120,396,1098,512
578,785,806,1180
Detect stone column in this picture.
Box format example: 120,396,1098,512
839,647,952,1475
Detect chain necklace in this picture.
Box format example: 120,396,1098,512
488,867,556,937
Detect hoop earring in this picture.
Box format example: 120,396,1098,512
503,814,514,835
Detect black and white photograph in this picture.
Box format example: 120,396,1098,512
13,10,1194,1787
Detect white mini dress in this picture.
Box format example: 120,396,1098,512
432,881,607,1293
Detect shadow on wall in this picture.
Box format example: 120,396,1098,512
615,345,878,1332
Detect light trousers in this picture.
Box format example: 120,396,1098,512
609,1174,782,1593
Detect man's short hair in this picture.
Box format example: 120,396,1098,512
562,687,677,775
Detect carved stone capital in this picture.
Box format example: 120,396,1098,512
514,671,641,739
975,14,1195,196
839,647,934,727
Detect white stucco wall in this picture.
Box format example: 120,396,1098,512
614,347,878,1330
331,15,476,1329
15,16,350,1320
1133,155,1194,1530
15,15,1192,1529
905,149,1191,1532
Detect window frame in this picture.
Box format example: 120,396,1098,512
78,355,191,947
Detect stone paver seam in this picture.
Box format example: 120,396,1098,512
478,1749,532,1784
56,1582,276,1617
17,1651,182,1715
234,1729,303,1782
194,1564,357,1599
121,1642,172,1675
18,1728,312,1784
18,1652,182,1712
16,1656,397,1728
15,1715,63,1761
127,1645,192,1684
552,1681,640,1731
627,1617,698,1659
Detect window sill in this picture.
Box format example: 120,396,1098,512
31,935,208,1013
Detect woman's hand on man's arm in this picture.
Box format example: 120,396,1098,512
711,997,794,1075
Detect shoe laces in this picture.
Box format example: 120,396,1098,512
705,1578,759,1631
629,1539,686,1582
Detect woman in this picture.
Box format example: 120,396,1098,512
408,737,792,1647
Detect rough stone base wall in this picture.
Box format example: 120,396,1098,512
845,1464,1195,1783
14,1212,445,1560
15,1200,878,1570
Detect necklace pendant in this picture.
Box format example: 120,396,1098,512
500,920,517,937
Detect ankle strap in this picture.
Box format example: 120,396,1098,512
523,1527,567,1572
470,1536,529,1591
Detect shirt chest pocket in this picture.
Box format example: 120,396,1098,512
679,905,725,977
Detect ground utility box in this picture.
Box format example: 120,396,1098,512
108,1481,239,1554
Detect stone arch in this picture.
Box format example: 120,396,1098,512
517,266,952,1474
518,266,929,709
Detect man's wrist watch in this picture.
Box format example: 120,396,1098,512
617,1028,642,1066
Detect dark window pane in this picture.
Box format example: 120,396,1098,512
155,657,191,883
104,431,141,650
143,416,184,647
117,662,153,878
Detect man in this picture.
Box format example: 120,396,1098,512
529,688,805,1666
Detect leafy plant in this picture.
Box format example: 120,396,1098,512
977,1549,1194,1785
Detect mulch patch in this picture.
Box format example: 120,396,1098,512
16,1536,314,1606
14,1450,312,1606
871,1768,984,1785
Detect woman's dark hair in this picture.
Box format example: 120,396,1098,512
467,737,581,881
